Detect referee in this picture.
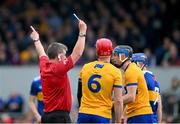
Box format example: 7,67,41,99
30,19,87,123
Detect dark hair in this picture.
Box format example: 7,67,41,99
47,42,68,59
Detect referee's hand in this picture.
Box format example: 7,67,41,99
78,20,87,35
30,26,40,42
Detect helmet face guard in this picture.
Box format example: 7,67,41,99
112,45,133,68
132,53,148,70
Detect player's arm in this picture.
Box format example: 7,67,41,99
30,26,47,58
157,95,162,123
71,20,87,64
77,78,82,107
123,84,137,104
114,87,123,123
29,95,41,123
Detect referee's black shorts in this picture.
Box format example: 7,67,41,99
41,110,71,123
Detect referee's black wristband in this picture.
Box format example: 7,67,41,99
79,33,86,37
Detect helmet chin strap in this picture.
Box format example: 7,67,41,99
136,62,146,70
141,64,146,70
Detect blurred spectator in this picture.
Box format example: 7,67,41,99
7,41,20,65
162,43,180,66
162,77,180,122
5,92,24,113
144,48,156,67
0,97,5,112
172,30,180,54
0,41,7,65
155,37,172,65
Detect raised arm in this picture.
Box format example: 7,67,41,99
30,26,47,58
71,20,87,64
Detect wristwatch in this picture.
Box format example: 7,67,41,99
79,33,86,37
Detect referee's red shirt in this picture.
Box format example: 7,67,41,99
39,56,74,113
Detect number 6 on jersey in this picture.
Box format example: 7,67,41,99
88,74,102,93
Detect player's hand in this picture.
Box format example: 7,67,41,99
122,115,127,124
30,26,40,42
36,115,41,123
121,117,124,124
79,20,87,35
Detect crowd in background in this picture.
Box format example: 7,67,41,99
161,77,180,123
1,0,180,123
0,0,180,66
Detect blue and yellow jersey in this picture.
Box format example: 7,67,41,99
124,63,152,118
143,70,160,115
30,76,44,115
79,61,123,118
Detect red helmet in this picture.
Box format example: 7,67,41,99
96,38,113,56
